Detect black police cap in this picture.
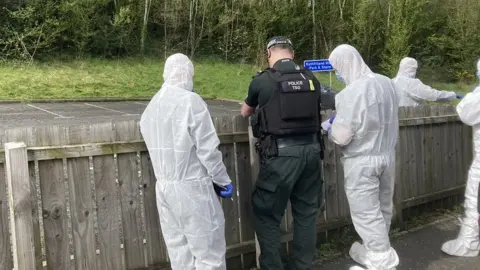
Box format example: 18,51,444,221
266,36,293,50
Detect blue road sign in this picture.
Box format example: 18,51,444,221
303,59,334,72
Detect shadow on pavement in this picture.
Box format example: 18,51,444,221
315,218,480,270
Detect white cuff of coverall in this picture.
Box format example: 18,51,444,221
330,123,354,146
212,176,232,187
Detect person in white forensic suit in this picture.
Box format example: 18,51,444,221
139,53,233,270
393,57,462,107
322,44,400,270
441,58,480,257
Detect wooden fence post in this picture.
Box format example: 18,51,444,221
393,139,404,230
247,125,261,269
5,142,36,270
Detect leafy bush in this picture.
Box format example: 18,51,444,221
0,0,479,83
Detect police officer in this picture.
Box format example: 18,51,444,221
240,36,327,270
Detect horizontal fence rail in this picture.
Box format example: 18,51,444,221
0,105,472,270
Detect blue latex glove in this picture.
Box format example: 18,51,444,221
220,184,233,198
456,94,462,99
329,114,336,124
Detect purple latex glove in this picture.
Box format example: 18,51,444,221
328,114,336,123
322,114,336,135
321,119,332,133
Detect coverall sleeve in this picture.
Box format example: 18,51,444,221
245,78,261,108
330,88,363,146
456,87,480,126
189,95,232,186
405,78,456,103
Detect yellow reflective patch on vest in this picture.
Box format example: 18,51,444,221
309,80,315,91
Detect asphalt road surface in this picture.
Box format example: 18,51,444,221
0,100,242,128
316,218,480,270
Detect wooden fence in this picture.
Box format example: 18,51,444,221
0,105,472,270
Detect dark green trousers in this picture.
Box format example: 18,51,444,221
252,143,323,270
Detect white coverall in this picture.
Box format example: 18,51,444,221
139,53,231,270
441,59,480,257
393,57,457,107
328,44,400,270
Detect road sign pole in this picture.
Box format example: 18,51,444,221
329,71,332,88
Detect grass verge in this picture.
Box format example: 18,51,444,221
0,58,475,101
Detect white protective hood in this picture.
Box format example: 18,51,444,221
456,58,480,127
328,44,373,86
477,58,480,82
163,53,194,91
396,57,418,78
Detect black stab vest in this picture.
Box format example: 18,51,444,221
256,68,322,137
